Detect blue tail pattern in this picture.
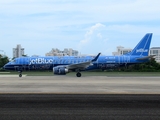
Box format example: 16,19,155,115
128,33,152,56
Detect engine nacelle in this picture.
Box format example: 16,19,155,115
53,67,69,75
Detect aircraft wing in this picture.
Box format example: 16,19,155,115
137,55,156,60
66,53,101,70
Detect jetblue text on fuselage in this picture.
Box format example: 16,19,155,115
29,58,53,65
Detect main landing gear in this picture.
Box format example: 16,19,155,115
76,72,81,77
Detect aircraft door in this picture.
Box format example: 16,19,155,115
52,57,54,67
123,56,130,64
28,58,32,70
22,57,29,71
118,56,121,64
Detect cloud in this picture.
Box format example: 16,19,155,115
97,33,102,39
79,23,105,46
1,0,160,24
77,23,108,54
0,0,160,57
105,24,160,35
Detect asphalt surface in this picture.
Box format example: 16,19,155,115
0,76,160,94
0,94,160,120
0,76,160,119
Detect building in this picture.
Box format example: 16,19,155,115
13,44,24,58
112,46,132,56
150,47,160,63
45,48,79,56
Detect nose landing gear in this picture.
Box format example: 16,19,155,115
18,71,22,77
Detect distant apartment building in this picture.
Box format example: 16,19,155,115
150,47,160,63
112,46,132,56
45,48,79,56
13,44,24,58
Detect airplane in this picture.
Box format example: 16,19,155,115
3,33,153,77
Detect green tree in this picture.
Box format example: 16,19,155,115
0,54,9,68
127,58,160,72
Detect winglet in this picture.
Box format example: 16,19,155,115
91,53,101,62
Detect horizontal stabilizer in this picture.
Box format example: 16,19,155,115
137,55,156,60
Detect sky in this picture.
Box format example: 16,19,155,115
0,0,160,58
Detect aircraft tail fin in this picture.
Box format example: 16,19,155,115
128,33,152,56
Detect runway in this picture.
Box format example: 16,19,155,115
0,76,160,119
0,94,160,120
0,76,160,94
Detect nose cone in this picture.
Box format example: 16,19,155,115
3,64,6,70
3,63,9,70
3,62,14,70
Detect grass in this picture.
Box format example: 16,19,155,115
68,71,160,77
0,71,160,77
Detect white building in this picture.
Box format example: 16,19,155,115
112,46,132,56
150,47,160,63
45,48,79,56
13,44,24,58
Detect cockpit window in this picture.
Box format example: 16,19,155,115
11,59,16,63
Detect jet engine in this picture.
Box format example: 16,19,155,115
53,67,69,75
